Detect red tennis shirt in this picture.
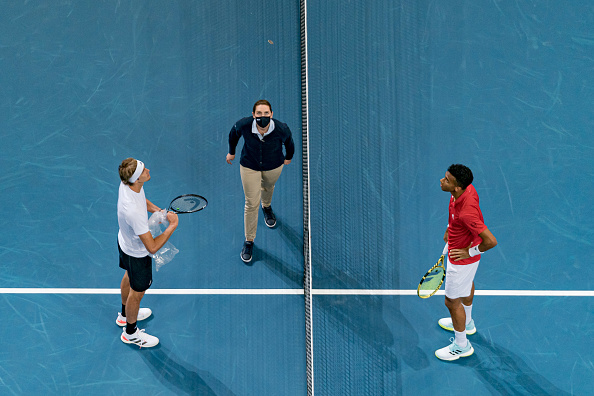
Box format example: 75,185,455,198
447,184,487,265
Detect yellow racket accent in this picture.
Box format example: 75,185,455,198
417,244,448,299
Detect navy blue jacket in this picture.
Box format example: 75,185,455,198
228,117,295,171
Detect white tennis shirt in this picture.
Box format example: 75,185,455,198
117,182,150,258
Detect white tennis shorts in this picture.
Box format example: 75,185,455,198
444,257,480,299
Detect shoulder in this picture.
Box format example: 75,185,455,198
118,183,132,200
234,117,253,130
459,188,482,217
466,184,479,199
272,119,292,134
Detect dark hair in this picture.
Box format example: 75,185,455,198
252,99,272,113
447,164,473,189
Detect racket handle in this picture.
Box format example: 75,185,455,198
442,243,448,256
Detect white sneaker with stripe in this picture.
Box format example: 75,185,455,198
438,317,476,335
435,338,474,361
116,308,153,327
120,328,159,348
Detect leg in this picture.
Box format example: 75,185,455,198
240,165,262,241
120,271,130,306
120,253,153,327
444,296,466,332
125,289,146,327
461,282,475,307
444,295,470,350
260,165,284,207
443,259,478,329
436,262,478,360
435,296,475,360
120,287,159,347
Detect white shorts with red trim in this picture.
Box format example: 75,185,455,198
444,257,480,299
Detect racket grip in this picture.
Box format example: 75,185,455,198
442,244,448,256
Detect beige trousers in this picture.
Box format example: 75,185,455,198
240,164,284,241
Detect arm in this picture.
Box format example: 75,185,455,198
138,212,179,255
227,123,242,164
146,199,161,213
476,228,498,252
283,129,295,163
449,227,497,261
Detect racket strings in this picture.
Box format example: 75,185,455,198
418,266,445,295
169,196,207,213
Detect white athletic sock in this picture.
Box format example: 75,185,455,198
463,304,473,325
454,330,467,348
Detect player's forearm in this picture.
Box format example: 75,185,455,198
477,230,497,253
146,199,161,213
147,225,177,254
478,239,497,253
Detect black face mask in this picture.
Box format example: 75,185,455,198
256,116,271,128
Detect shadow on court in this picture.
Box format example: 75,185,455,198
142,345,235,396
458,335,570,396
250,218,304,287
255,220,430,394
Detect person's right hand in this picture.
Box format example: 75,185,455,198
226,153,235,164
166,211,179,228
443,229,449,243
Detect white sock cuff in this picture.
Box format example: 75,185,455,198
462,304,473,325
454,330,468,347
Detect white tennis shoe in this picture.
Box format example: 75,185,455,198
116,308,153,327
121,328,159,348
435,338,474,361
438,317,476,335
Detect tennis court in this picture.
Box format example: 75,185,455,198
1,1,592,395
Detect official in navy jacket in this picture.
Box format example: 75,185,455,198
226,100,295,263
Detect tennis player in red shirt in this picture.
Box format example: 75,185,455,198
435,164,498,361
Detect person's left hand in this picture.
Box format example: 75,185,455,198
449,242,472,261
284,159,291,165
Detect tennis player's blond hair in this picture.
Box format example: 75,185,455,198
118,158,137,186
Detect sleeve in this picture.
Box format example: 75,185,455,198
459,206,487,237
283,127,295,160
126,207,150,236
228,122,242,155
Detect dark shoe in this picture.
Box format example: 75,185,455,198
241,241,254,263
262,205,277,228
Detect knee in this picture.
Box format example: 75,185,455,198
444,297,459,310
128,290,145,302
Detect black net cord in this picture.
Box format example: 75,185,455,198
300,0,314,394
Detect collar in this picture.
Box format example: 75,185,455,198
252,119,275,140
452,184,474,206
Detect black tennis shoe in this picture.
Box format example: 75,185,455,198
262,205,276,228
241,240,254,263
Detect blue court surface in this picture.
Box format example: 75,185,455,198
1,1,593,395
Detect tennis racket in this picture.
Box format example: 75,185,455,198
417,244,448,299
166,194,208,214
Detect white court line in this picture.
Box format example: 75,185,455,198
0,288,592,296
0,288,303,295
313,289,594,296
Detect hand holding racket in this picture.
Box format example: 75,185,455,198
166,194,208,214
417,244,448,299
